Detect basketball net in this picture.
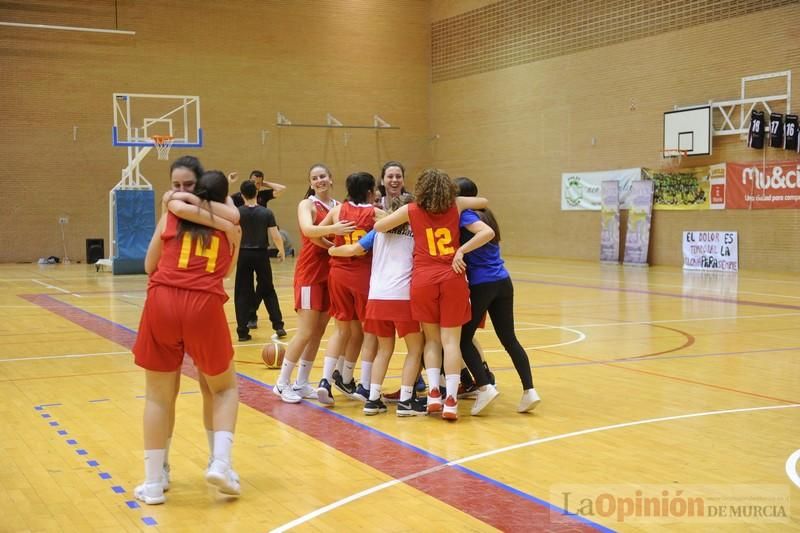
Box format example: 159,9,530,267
660,149,687,171
151,135,175,161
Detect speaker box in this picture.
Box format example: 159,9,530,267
86,238,104,264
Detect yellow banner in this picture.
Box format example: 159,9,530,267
643,166,710,210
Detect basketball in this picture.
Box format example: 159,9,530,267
262,342,285,369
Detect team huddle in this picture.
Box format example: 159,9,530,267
131,157,540,505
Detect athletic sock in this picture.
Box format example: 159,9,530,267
360,361,373,389
399,385,413,402
212,431,234,464
426,368,441,392
296,359,313,385
322,356,338,381
369,383,382,401
144,449,166,484
277,359,296,387
445,374,460,399
342,361,356,383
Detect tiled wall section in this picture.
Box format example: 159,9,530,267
432,0,797,82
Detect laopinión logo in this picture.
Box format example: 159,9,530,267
550,484,790,524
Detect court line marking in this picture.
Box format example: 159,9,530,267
272,403,800,532
0,350,131,363
478,320,586,353
786,449,800,489
31,278,74,294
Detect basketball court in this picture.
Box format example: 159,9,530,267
1,258,798,531
2,1,800,531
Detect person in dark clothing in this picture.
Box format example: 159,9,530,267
231,170,286,207
234,180,286,341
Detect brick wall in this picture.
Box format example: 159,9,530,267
430,0,800,271
0,0,431,263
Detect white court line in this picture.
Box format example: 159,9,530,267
786,449,800,489
31,279,72,294
0,350,131,363
270,403,800,532
477,321,586,353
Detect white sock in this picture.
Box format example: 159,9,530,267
206,430,214,456
322,356,338,381
212,431,234,464
426,368,441,392
342,361,355,383
144,449,166,484
400,385,413,402
445,374,459,400
369,383,382,401
277,359,296,387
296,359,313,385
163,437,172,467
360,361,373,389
336,356,345,374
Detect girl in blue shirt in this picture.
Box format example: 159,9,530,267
455,177,541,413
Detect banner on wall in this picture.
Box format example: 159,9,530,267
682,231,738,272
622,180,654,266
599,180,620,263
561,168,641,211
709,163,726,209
643,166,711,210
725,160,800,209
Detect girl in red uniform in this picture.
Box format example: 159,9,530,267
273,164,354,403
374,168,489,421
133,170,242,504
313,172,382,405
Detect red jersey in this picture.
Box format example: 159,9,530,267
149,212,232,299
294,195,338,287
330,201,375,277
407,202,462,287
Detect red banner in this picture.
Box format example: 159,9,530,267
726,160,800,209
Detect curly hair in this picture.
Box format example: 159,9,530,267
413,168,457,214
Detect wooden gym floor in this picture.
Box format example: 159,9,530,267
1,258,798,532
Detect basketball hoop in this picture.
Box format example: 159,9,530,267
151,135,175,161
659,149,687,171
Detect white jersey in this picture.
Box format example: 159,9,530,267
368,228,414,301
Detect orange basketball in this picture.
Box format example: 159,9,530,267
261,342,285,369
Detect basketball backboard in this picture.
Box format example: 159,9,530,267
663,105,711,156
112,93,202,148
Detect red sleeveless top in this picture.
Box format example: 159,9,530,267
330,201,375,276
407,202,462,287
149,212,232,299
294,195,338,287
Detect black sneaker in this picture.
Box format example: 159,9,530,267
334,374,357,396
363,398,387,415
275,328,287,338
316,378,334,406
352,384,369,402
246,320,258,329
397,397,427,417
237,334,252,342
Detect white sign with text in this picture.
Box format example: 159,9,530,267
682,231,738,272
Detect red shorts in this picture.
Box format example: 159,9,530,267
410,276,471,328
364,299,420,338
133,285,233,376
328,271,368,321
294,282,330,312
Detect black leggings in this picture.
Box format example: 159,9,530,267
460,277,533,389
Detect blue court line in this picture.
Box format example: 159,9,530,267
34,404,157,527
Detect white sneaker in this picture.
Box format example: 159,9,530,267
518,388,541,413
470,384,500,416
292,382,316,399
205,459,241,496
134,481,165,505
272,383,302,404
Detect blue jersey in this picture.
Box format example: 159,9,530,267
459,209,508,286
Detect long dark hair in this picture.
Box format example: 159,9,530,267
177,170,229,248
455,177,500,244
